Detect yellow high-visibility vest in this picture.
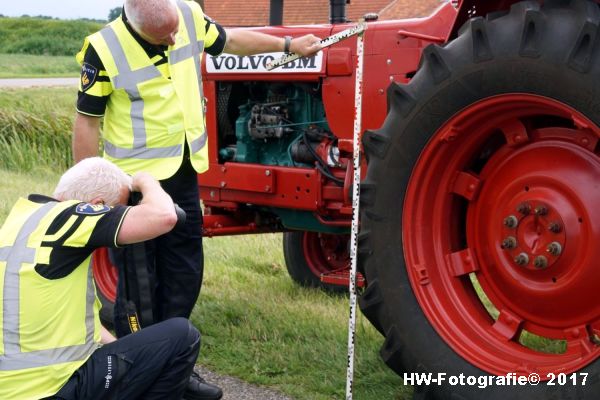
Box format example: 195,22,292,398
86,0,214,179
0,198,101,400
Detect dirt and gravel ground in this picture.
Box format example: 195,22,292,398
195,366,294,400
0,77,79,88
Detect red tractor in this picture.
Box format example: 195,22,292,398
94,0,600,397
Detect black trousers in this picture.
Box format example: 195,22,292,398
52,318,200,400
114,157,204,337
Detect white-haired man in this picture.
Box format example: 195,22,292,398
72,1,322,398
0,158,200,400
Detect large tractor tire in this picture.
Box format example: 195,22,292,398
92,247,118,328
283,231,349,292
359,1,600,398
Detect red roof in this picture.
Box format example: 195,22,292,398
203,0,444,27
379,0,445,20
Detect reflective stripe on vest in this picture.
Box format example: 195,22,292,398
173,0,208,153
100,0,207,161
100,27,182,160
0,202,97,371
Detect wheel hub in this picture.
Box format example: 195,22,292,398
471,139,600,330
303,232,349,274
500,201,566,270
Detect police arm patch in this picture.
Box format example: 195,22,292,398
75,203,110,215
80,62,98,92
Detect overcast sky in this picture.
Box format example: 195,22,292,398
1,0,124,20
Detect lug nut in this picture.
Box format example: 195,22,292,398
534,255,548,269
547,242,562,256
517,203,531,215
501,236,517,250
504,215,519,229
534,205,548,216
548,222,562,233
514,253,529,266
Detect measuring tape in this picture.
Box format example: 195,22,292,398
268,21,367,399
266,22,367,71
345,21,366,400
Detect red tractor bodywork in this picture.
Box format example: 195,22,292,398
199,3,459,238
197,0,566,238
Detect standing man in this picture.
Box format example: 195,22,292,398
0,157,200,400
72,1,322,399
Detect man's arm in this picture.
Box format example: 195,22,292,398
224,29,322,57
73,113,101,162
117,172,178,245
100,325,116,344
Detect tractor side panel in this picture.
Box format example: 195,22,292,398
323,2,460,139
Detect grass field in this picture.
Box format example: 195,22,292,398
0,169,61,221
0,53,80,78
196,234,407,399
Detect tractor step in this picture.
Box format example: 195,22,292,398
320,270,365,287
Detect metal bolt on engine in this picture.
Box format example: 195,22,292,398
514,253,529,266
548,222,562,233
516,203,531,215
534,255,548,269
534,205,548,216
501,236,517,250
503,215,519,228
547,242,562,256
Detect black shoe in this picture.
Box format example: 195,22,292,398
184,371,223,400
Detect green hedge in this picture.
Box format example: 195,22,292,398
0,17,104,56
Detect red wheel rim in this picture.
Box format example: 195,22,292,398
92,247,118,302
302,232,350,277
404,94,600,377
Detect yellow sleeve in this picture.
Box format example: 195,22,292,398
187,0,225,52
204,18,221,50
76,38,90,66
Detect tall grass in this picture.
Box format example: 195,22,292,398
0,87,76,173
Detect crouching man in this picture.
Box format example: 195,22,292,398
0,157,199,400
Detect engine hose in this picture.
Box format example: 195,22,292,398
302,130,344,186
